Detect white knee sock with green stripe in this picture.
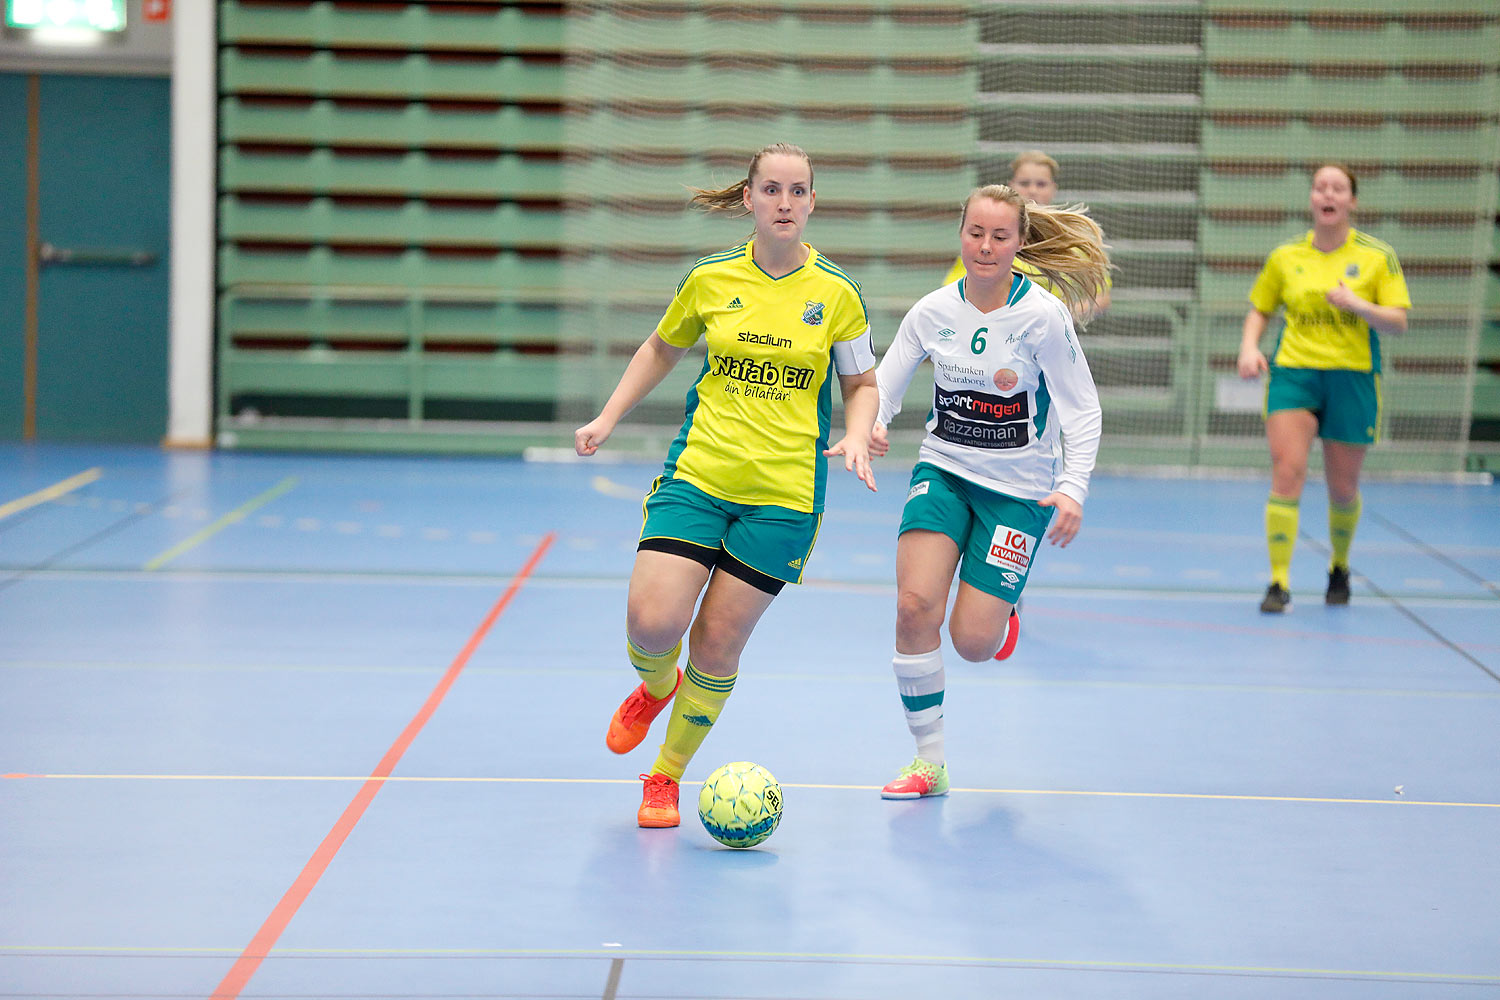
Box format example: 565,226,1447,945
893,647,945,765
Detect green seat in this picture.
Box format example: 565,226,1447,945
220,245,567,291
220,196,565,249
1204,69,1500,115
220,49,565,102
567,7,968,59
220,1,564,52
220,148,565,198
220,98,565,151
1205,20,1500,64
1206,0,1498,13
1203,119,1500,166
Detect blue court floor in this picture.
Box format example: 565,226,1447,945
1,442,1497,1000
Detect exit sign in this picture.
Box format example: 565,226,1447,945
6,0,127,31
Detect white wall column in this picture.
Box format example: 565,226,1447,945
165,1,215,447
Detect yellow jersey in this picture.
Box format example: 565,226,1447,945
656,241,871,514
1248,228,1410,373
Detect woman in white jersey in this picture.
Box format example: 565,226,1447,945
870,184,1110,799
573,144,880,829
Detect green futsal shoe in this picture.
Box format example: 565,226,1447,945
881,758,949,799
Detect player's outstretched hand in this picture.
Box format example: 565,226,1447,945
869,421,890,458
1039,492,1082,547
574,417,613,457
825,436,877,492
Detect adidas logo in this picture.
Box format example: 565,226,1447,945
727,297,743,309
787,558,802,569
683,713,713,727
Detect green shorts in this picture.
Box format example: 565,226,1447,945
898,462,1054,602
1265,366,1381,445
639,475,822,594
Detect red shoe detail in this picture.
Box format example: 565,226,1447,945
994,607,1020,661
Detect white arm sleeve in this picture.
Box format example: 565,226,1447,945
831,328,876,375
874,307,930,426
1036,308,1102,505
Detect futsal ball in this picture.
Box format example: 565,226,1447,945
697,761,783,849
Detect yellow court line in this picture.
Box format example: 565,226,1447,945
142,477,298,571
0,467,101,521
590,475,640,500
0,944,1493,983
4,772,1496,809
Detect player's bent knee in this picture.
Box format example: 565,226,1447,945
626,606,691,655
951,633,1001,663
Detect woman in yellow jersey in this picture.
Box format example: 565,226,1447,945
943,150,1112,316
573,143,880,829
1237,163,1410,614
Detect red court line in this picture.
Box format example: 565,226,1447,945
210,533,555,1000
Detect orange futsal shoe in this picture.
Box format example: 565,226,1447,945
637,772,680,828
606,670,682,754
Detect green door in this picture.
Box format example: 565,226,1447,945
0,73,171,442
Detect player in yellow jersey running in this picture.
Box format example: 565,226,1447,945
943,150,1111,317
1237,163,1410,613
574,143,880,829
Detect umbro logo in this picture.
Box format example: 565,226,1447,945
727,297,743,309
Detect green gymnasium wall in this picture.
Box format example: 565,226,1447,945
214,0,1500,473
0,75,29,438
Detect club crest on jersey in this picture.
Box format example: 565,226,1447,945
1345,263,1359,278
994,368,1019,392
802,301,824,326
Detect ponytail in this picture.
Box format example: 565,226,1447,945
963,184,1112,323
687,142,814,216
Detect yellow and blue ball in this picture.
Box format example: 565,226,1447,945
697,761,782,848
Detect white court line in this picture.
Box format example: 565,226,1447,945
0,941,1493,984
4,772,1496,810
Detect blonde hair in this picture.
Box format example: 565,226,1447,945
1009,149,1060,184
962,184,1111,323
687,142,814,215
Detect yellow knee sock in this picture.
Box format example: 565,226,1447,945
651,661,736,781
1266,494,1299,589
1328,494,1361,570
627,637,681,700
